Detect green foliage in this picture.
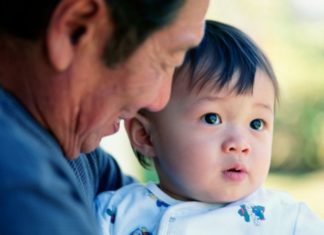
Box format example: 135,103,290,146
272,97,324,172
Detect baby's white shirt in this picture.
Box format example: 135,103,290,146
95,182,324,235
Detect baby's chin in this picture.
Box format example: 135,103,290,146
194,191,252,204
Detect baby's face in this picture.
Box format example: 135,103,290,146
148,70,275,203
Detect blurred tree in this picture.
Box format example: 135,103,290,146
207,0,324,173
102,0,324,182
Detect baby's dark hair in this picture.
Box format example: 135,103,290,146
174,20,278,97
135,20,279,168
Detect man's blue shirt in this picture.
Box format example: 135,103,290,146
0,86,132,234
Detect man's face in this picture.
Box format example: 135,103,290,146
76,0,209,154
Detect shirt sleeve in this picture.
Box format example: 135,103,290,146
94,191,116,235
294,202,324,235
94,147,136,192
68,147,136,204
0,140,98,235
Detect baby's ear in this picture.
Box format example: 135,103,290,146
124,114,155,158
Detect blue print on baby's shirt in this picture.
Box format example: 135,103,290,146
238,204,265,226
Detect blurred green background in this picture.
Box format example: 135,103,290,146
101,0,324,217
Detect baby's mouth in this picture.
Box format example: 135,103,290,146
222,164,247,181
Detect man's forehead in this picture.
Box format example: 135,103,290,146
162,0,208,42
175,0,209,21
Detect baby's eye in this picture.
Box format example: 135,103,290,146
250,119,265,130
202,113,222,125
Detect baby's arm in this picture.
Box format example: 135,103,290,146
94,191,117,235
294,203,324,235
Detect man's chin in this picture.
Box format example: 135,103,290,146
74,122,121,157
111,120,121,134
64,147,84,160
79,136,102,155
102,120,121,136
80,143,98,155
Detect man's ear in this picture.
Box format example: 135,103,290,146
46,0,110,71
124,115,156,158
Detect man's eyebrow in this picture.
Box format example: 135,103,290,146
173,37,202,52
172,45,193,54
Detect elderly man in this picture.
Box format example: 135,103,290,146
0,0,209,234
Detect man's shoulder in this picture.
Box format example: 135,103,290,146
0,113,98,235
0,111,63,175
0,91,73,192
0,86,62,164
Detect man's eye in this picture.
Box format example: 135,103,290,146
250,119,265,130
202,113,222,125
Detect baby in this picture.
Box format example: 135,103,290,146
95,20,324,235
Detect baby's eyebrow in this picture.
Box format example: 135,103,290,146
195,96,223,103
254,102,274,113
